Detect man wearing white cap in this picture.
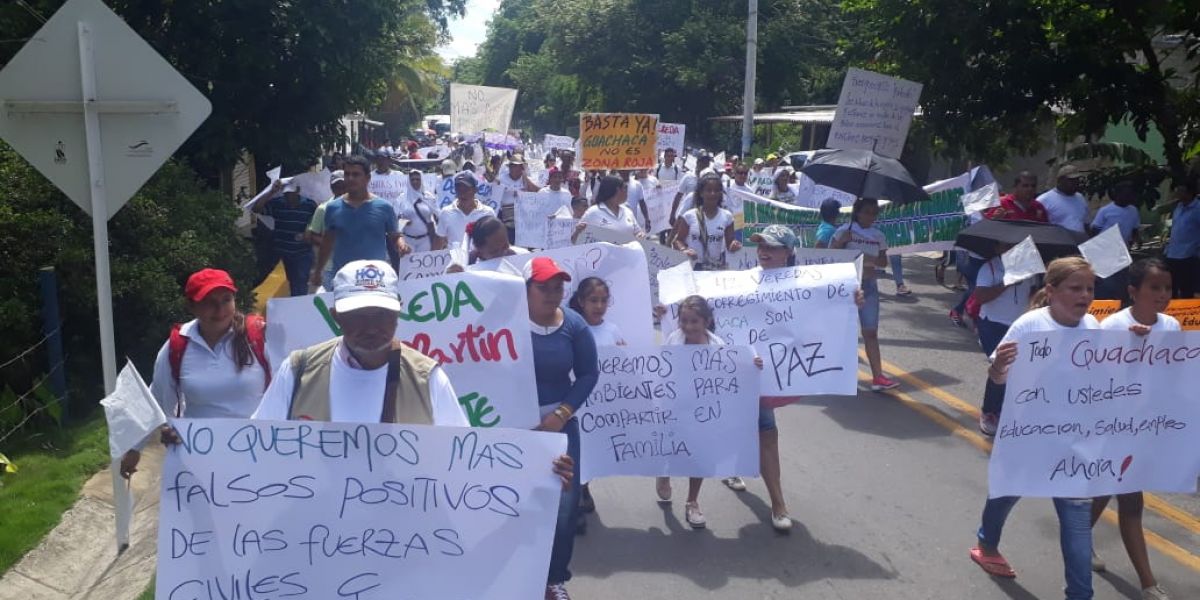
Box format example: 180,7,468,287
1037,164,1089,233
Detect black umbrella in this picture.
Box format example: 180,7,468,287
800,148,929,204
955,219,1089,261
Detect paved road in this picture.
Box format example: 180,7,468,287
569,254,1200,599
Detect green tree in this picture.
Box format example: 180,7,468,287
846,0,1200,180
0,0,463,176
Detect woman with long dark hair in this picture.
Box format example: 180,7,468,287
574,175,644,241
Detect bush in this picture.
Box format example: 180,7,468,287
0,141,255,434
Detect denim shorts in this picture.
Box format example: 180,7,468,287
858,277,881,331
758,406,777,432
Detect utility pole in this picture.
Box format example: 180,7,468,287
741,0,758,158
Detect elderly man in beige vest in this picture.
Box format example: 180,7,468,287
252,260,573,484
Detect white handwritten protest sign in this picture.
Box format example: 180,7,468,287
450,83,518,136
546,216,577,249
398,250,454,280
264,272,539,428
639,241,689,305
474,177,499,212
659,263,861,397
544,134,574,151
515,191,564,248
827,67,923,159
989,330,1200,498
644,182,679,234
156,418,566,600
575,222,636,246
655,122,685,155
433,175,458,209
471,243,655,347
578,345,760,481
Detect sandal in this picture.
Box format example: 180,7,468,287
969,547,1016,578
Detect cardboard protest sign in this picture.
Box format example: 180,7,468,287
471,243,655,347
578,345,760,482
544,134,574,151
398,250,454,280
827,67,923,159
989,330,1200,498
1088,300,1122,322
579,113,659,171
658,263,861,397
515,191,566,248
450,83,518,136
655,122,685,155
156,418,566,600
1166,299,1200,330
264,271,539,428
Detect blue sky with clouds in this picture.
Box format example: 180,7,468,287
436,0,502,60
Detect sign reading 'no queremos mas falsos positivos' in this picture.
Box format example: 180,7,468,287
579,113,659,171
156,418,566,600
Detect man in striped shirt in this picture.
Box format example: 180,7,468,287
256,179,319,296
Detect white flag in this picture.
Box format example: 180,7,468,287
1001,236,1046,286
1079,224,1132,278
100,361,166,460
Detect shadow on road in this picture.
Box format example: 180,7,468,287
803,392,953,442
573,500,897,590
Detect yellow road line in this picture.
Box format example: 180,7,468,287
854,364,1200,573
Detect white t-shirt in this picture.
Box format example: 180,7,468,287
665,328,725,346
581,203,642,237
150,320,268,420
991,307,1100,362
769,184,800,205
1099,307,1181,332
1037,189,1089,233
252,340,467,426
588,321,626,347
834,223,887,276
537,188,573,213
435,200,496,248
1090,202,1140,243
727,182,754,195
974,257,1036,326
654,163,681,182
626,177,646,216
498,171,527,207
681,207,734,265
368,170,409,213
397,191,438,253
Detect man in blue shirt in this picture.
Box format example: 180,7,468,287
1165,180,1200,298
309,155,409,290
255,180,318,296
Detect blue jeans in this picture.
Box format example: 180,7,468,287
548,418,580,585
889,254,905,287
978,496,1093,600
280,251,314,297
976,318,1011,415
954,256,986,313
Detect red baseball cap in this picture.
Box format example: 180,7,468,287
523,257,572,283
184,268,237,302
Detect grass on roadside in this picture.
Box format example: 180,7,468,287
138,576,155,599
0,411,110,574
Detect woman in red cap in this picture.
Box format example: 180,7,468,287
118,268,270,479
525,256,599,600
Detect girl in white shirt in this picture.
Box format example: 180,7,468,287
1091,258,1177,600
576,175,644,241
971,257,1100,599
831,197,898,391
569,277,626,347
672,173,741,270
120,269,269,478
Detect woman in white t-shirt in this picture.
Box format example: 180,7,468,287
768,168,799,204
576,175,644,241
1090,258,1177,600
398,170,438,253
672,173,741,270
831,197,898,391
973,248,1036,434
970,256,1100,600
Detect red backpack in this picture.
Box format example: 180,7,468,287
168,315,271,396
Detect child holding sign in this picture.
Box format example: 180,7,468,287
832,197,899,391
1090,258,1177,600
971,257,1100,600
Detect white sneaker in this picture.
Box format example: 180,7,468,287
1091,550,1106,572
1142,585,1169,600
722,477,747,491
685,501,706,529
655,477,672,502
771,513,793,532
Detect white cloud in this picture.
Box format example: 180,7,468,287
436,0,503,61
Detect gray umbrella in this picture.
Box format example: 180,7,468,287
800,148,929,204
